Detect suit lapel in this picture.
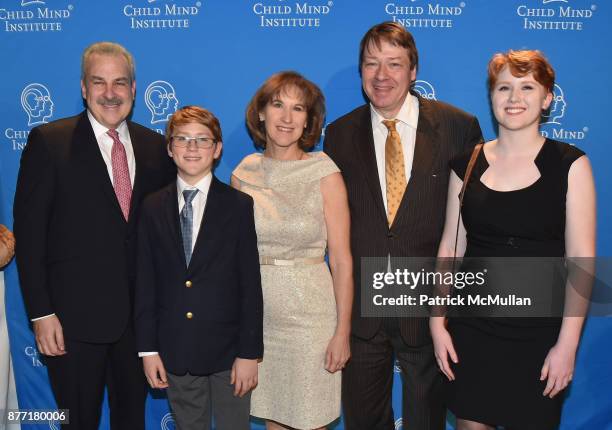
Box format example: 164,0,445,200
164,183,187,267
74,111,126,224
354,106,388,225
188,176,226,273
411,96,440,179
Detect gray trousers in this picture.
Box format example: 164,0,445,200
167,370,251,430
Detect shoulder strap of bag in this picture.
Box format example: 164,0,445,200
453,143,483,260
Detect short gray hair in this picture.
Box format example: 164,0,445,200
81,42,135,82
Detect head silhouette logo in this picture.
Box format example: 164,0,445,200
21,0,45,5
161,412,176,430
542,84,566,125
395,417,403,429
21,83,54,126
412,79,437,100
144,80,179,124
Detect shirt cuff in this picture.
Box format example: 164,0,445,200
138,352,159,357
31,313,55,322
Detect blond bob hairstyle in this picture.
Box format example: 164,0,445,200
246,71,325,151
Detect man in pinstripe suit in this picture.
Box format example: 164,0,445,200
324,22,483,430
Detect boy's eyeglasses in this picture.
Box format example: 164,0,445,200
171,136,216,149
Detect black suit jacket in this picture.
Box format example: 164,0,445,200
324,95,483,346
14,111,175,343
133,177,263,376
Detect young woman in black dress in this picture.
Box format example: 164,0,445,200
430,50,596,429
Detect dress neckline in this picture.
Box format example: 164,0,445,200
477,139,549,193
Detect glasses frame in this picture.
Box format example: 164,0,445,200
171,135,217,149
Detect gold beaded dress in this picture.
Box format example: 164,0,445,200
232,151,341,429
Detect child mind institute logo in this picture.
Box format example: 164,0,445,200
395,417,403,429
412,80,437,100
6,82,54,151
2,0,74,32
517,0,597,31
384,1,469,29
21,83,54,126
122,0,203,30
144,80,180,125
541,84,566,126
251,0,335,28
161,412,176,430
540,83,588,142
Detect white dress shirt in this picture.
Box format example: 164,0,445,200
31,111,137,322
139,172,213,357
176,173,213,252
88,110,136,187
370,94,419,213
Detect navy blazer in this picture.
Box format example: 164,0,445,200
134,177,263,376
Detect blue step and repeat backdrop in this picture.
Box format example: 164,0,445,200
1,0,611,429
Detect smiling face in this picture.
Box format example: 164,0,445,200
81,53,135,129
491,67,553,133
361,40,416,119
168,122,222,185
259,86,308,150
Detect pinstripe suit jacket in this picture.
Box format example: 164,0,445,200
324,94,483,346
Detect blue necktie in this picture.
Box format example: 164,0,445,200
180,189,198,265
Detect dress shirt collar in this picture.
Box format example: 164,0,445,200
87,110,130,143
176,173,213,201
370,93,419,132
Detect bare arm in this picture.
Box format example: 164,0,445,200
321,172,353,373
542,155,596,398
429,171,465,380
230,174,241,190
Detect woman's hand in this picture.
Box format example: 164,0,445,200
430,317,458,381
325,333,350,373
541,341,577,398
0,225,15,268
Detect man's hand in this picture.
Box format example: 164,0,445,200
143,354,169,389
34,315,66,356
230,358,258,397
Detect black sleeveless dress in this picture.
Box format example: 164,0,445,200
446,139,585,429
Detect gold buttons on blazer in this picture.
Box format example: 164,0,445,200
186,312,193,319
185,280,192,288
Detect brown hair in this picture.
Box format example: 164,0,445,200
82,42,135,83
165,105,222,144
359,21,418,72
488,49,555,93
246,71,325,151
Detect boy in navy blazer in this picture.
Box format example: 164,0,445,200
134,106,263,430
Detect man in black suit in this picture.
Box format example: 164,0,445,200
134,106,262,430
13,42,174,429
324,22,483,430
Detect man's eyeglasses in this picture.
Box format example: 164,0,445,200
171,136,216,149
